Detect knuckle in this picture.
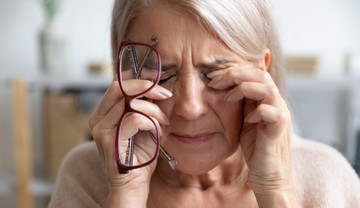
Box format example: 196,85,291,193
276,107,290,123
111,80,120,89
259,71,272,83
223,67,235,80
258,72,267,82
278,111,287,121
128,113,144,126
107,80,121,96
268,85,279,97
91,125,114,147
91,125,103,142
264,72,273,81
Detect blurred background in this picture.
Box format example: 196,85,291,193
0,0,359,207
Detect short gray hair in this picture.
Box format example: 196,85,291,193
111,0,285,96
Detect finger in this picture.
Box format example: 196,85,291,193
245,103,289,135
224,82,281,106
91,100,125,163
122,80,173,99
207,67,272,90
89,80,122,129
90,80,172,129
245,104,283,124
118,113,162,140
91,124,117,173
130,99,170,126
95,99,125,130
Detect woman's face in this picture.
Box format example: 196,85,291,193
126,9,246,175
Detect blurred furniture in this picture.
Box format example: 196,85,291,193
6,75,111,208
285,56,320,74
11,79,33,208
45,91,90,181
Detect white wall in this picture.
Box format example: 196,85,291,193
271,0,360,75
1,0,359,78
0,0,113,78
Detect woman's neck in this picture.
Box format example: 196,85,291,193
154,147,249,190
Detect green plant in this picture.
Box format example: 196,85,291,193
42,0,60,20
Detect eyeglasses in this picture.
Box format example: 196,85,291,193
115,35,177,174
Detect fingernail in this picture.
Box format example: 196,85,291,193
207,70,223,78
159,88,173,98
224,90,244,102
208,75,222,87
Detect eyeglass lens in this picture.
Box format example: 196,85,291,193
118,112,158,167
120,44,159,96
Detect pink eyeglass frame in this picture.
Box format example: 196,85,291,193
115,39,162,174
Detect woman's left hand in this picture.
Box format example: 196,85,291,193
207,63,301,207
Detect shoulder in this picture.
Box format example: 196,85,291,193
60,141,101,172
56,141,104,183
49,142,108,208
291,135,360,208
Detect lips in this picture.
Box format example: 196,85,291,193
171,132,216,144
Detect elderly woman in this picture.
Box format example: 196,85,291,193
49,0,360,207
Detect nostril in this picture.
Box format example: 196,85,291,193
174,93,206,120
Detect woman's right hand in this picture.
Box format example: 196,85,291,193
89,77,172,207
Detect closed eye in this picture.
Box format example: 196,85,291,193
159,63,177,85
159,74,176,84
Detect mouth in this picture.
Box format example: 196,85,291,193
171,132,216,144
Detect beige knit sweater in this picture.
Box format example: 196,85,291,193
48,136,360,207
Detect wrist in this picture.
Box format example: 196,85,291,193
107,184,149,208
248,172,301,208
255,190,301,208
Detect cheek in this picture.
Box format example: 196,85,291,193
216,99,244,138
153,98,173,117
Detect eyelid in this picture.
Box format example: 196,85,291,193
161,64,177,71
143,64,159,70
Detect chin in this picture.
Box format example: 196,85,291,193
174,153,227,175
161,136,238,175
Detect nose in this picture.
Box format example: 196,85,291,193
174,73,208,121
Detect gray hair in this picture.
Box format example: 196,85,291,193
111,0,285,96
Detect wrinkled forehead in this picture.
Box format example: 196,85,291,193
124,9,243,66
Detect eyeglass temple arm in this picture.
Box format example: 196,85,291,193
125,136,135,166
136,36,159,79
149,132,178,170
130,46,139,78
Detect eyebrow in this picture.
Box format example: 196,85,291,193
161,58,236,71
195,58,236,70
